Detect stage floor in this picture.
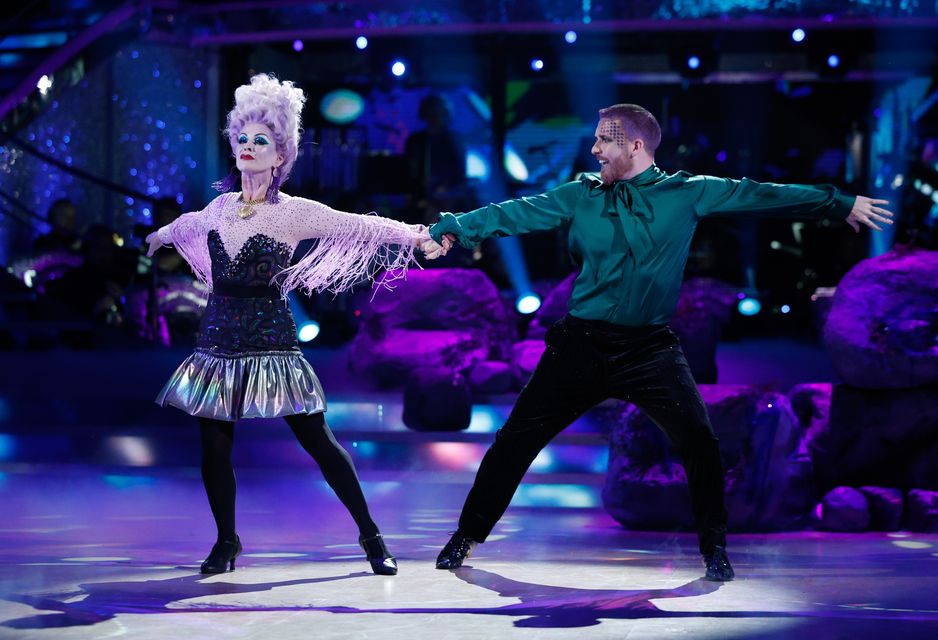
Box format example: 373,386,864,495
2,464,936,639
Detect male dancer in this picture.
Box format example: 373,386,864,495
428,103,893,580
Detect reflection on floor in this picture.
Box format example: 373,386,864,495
2,465,936,639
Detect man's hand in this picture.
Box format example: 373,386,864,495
145,231,163,257
421,238,447,260
441,233,456,252
847,197,894,232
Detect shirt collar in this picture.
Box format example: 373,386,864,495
617,164,667,188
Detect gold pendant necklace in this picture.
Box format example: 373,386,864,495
237,195,266,219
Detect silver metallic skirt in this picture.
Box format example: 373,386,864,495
155,347,327,421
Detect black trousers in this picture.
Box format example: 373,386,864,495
458,315,728,555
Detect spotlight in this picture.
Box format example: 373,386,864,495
738,297,762,316
37,74,52,96
687,55,701,70
791,28,806,43
298,321,321,342
716,150,727,163
391,60,406,77
780,304,791,314
564,30,577,44
530,58,544,71
826,54,840,68
292,39,304,52
516,293,542,315
356,36,368,50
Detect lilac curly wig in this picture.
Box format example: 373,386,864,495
215,74,306,199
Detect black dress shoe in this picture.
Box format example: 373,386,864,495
703,545,735,581
200,535,242,574
360,534,398,576
436,530,477,570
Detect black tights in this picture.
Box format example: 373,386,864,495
198,412,379,542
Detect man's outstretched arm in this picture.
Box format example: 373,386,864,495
693,176,894,231
430,180,583,250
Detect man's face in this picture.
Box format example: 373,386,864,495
234,122,284,175
591,118,634,185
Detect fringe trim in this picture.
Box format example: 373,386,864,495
274,213,420,297
166,213,212,288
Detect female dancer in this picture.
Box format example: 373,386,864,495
146,74,436,576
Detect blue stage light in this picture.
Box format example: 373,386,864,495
504,143,529,181
780,304,791,314
827,54,840,68
738,298,762,316
791,28,806,43
516,293,542,314
466,149,489,180
292,40,303,52
530,58,544,71
391,60,406,77
564,30,577,44
298,321,321,342
687,55,701,70
356,36,368,50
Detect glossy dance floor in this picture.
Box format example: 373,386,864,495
2,465,937,639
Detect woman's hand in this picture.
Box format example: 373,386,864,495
145,231,164,257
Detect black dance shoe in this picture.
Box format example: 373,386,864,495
703,545,735,581
435,530,477,570
200,535,242,574
359,534,398,576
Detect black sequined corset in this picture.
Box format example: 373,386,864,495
197,231,298,353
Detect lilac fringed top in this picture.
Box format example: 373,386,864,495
156,191,425,295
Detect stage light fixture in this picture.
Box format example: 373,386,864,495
827,54,840,68
780,304,791,314
292,40,304,52
391,60,407,77
564,31,578,44
298,321,321,342
530,58,545,71
356,36,368,50
687,55,701,70
738,297,762,316
516,293,542,314
791,28,806,43
320,89,365,125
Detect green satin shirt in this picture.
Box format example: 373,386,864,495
430,164,856,326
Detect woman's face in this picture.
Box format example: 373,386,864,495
234,122,284,175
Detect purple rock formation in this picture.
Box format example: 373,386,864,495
858,486,904,531
467,361,514,394
527,275,735,382
510,340,546,383
820,487,871,532
823,248,938,389
602,385,816,532
526,272,576,340
402,367,472,431
349,269,516,387
669,278,738,384
789,383,938,492
906,489,938,532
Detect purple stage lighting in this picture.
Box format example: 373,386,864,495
293,40,304,52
